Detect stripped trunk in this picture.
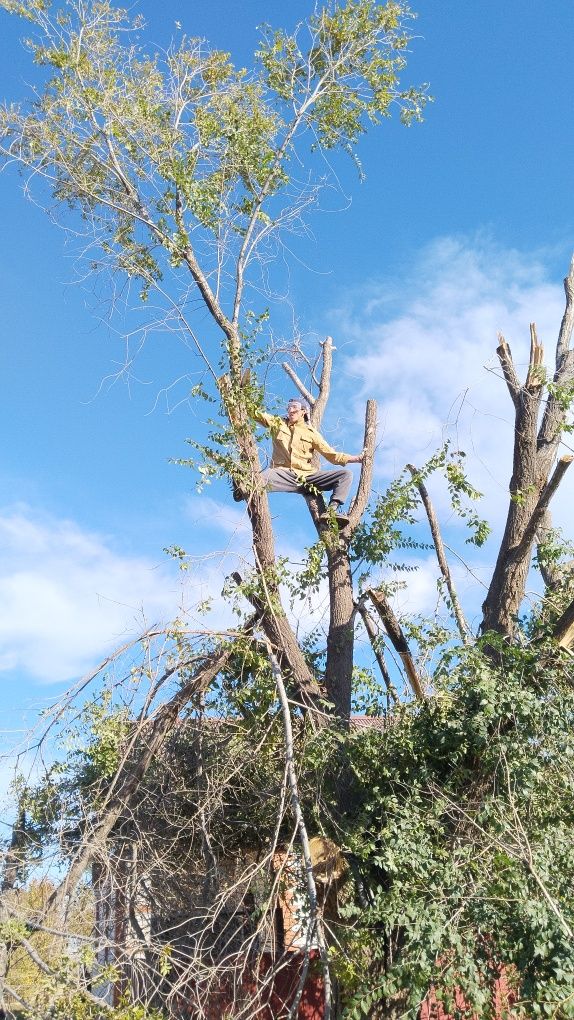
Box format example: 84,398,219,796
325,543,356,719
481,260,574,635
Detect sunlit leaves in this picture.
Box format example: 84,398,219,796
0,0,427,327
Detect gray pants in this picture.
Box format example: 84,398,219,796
262,467,353,505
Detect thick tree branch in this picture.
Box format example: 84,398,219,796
311,337,335,429
496,333,521,409
355,598,399,704
366,588,425,700
406,464,471,645
510,455,573,565
281,362,315,407
554,596,574,650
348,399,377,531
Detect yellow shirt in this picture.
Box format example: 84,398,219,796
255,411,351,477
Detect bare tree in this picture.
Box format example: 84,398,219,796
481,259,574,636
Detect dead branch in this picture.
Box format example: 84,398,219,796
496,333,521,409
355,598,399,704
281,362,315,407
406,464,471,645
311,337,335,430
348,399,377,531
553,596,574,650
265,645,332,1020
366,588,425,700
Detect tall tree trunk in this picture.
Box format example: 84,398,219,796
325,543,356,719
481,261,574,636
220,372,321,704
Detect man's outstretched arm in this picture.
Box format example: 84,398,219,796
311,429,364,466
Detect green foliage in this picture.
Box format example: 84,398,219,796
351,445,490,590
444,450,491,546
0,0,428,365
258,1,429,158
547,378,574,427
25,987,166,1020
4,880,94,1017
332,640,574,1017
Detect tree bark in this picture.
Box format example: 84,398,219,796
366,588,425,701
554,596,574,650
281,348,377,721
324,400,377,719
481,263,574,636
219,372,322,705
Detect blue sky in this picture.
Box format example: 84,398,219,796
0,0,573,749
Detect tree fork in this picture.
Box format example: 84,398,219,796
482,263,574,635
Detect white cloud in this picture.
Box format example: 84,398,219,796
0,507,185,684
0,495,332,688
185,494,252,538
336,236,573,536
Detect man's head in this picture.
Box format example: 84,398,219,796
286,398,309,424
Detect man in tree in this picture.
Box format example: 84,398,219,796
254,398,364,526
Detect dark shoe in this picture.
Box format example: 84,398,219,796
319,508,349,528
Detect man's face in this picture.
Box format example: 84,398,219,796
287,402,305,424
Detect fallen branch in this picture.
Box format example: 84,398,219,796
355,597,399,704
47,638,242,919
265,644,333,1020
366,588,425,700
